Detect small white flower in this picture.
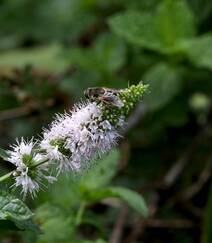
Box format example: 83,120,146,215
40,102,123,173
8,138,34,167
8,138,56,197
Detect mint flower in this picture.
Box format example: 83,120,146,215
1,82,147,197
40,82,148,173
40,102,122,172
7,138,56,197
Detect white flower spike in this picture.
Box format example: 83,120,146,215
40,102,123,173
2,83,148,198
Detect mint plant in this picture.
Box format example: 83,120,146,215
0,83,148,237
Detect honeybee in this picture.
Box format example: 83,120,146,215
84,87,124,108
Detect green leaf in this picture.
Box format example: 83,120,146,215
94,33,126,73
81,216,104,236
34,204,75,242
109,187,148,217
0,219,40,232
87,187,148,218
38,174,82,209
12,218,42,233
183,34,212,70
109,11,163,52
201,183,212,243
0,44,67,72
154,0,195,46
67,33,126,73
143,63,182,110
108,0,195,54
38,150,120,209
80,149,120,189
0,148,10,160
0,192,38,232
0,191,33,221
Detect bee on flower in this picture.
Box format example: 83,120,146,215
2,82,148,197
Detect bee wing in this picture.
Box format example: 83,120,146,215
102,95,124,108
113,97,124,108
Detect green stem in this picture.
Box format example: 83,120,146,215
0,170,15,183
0,158,49,183
75,202,86,226
30,158,49,168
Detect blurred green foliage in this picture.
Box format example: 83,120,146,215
0,0,212,242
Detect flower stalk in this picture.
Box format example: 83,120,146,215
0,170,15,183
75,201,86,226
0,157,49,183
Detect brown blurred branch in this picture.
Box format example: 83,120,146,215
180,159,211,200
123,193,159,243
182,203,203,218
168,157,212,206
109,103,147,243
144,218,195,229
111,101,211,242
123,124,212,243
122,103,147,136
109,206,129,243
0,106,32,121
163,125,211,188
